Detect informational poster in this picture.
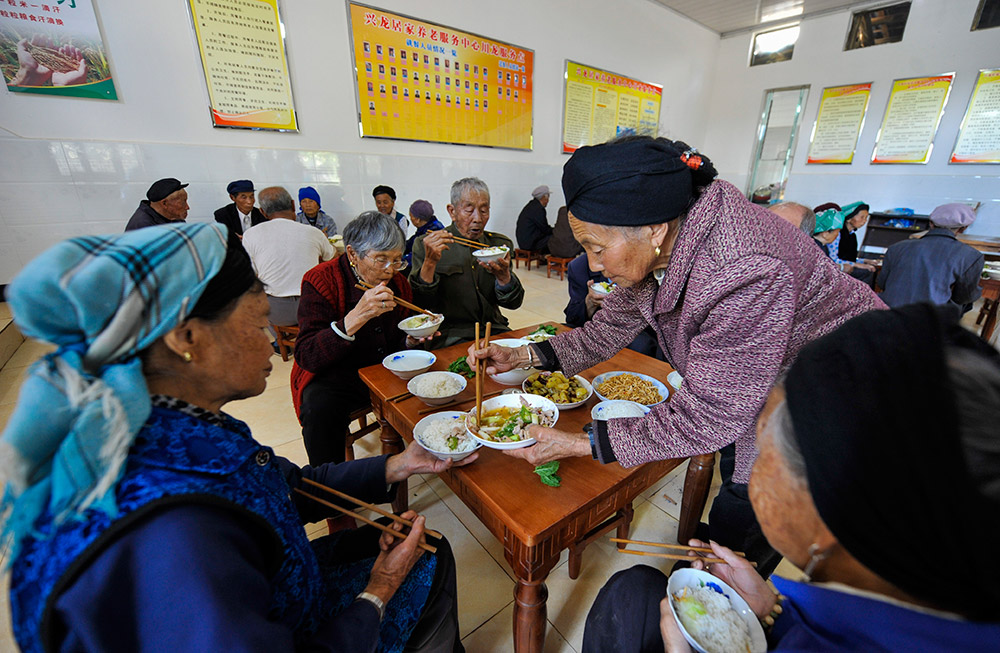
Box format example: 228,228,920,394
950,69,1000,164
872,74,954,164
0,0,117,100
189,0,297,131
562,60,661,154
349,3,533,150
806,83,872,164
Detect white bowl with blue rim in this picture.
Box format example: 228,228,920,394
592,371,669,406
412,411,481,461
591,400,651,421
667,568,767,653
382,350,436,380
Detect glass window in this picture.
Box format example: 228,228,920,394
750,25,798,66
972,0,1000,30
845,2,911,50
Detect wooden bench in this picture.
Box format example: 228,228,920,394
546,255,575,281
513,248,544,270
271,323,299,361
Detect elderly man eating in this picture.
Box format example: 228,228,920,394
409,177,524,346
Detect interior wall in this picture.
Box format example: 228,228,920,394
0,0,719,284
702,0,1000,237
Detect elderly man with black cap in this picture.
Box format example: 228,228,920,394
214,179,266,238
878,203,985,313
124,178,189,231
373,184,408,236
515,185,553,254
470,135,883,575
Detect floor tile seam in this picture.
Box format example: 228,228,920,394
458,598,516,641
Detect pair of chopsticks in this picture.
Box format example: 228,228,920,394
449,234,486,249
387,390,413,403
611,537,756,567
474,322,492,426
355,281,436,317
295,478,440,553
416,389,503,414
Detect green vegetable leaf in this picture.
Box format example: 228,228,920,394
533,461,561,487
539,474,561,487
448,356,476,378
531,325,557,336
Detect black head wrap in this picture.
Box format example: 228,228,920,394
561,137,716,227
785,304,1000,619
372,185,396,200
188,227,258,321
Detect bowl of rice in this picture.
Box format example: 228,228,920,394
413,411,481,461
667,569,766,653
591,400,650,421
472,245,509,264
488,338,536,386
382,350,437,380
398,313,445,339
667,371,683,391
407,371,467,406
592,371,668,406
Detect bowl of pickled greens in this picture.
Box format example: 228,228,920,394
522,371,592,409
465,393,558,450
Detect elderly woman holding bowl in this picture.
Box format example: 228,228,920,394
1,223,471,652
470,136,884,575
583,305,1000,652
292,211,437,466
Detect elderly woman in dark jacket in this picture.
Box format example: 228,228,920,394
471,136,884,576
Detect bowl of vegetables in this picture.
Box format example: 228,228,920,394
522,324,558,343
466,393,558,449
398,313,444,338
522,371,593,409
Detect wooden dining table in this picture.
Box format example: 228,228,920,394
357,323,716,652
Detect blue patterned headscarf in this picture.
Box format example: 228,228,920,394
0,223,230,558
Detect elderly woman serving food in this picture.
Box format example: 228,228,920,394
583,304,1000,652
1,223,471,652
292,211,437,466
470,136,884,575
409,177,524,347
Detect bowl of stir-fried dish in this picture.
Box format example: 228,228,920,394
398,312,444,338
522,371,593,409
465,393,558,449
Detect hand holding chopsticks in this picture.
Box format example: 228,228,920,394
355,281,437,317
612,537,756,568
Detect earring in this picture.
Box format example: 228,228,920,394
802,543,829,582
182,351,193,363
654,246,661,258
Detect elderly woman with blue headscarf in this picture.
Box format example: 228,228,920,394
1,223,470,652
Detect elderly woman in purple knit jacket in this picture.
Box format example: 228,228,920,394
469,136,885,575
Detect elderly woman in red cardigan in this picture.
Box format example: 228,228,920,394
470,136,886,576
292,211,431,465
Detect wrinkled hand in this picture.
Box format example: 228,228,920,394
585,280,606,316
51,45,87,86
405,330,441,348
686,539,777,618
13,38,52,86
502,425,589,465
365,511,427,603
385,440,479,483
478,252,512,286
467,342,525,375
422,230,453,265
345,282,395,333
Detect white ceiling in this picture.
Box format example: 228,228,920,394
652,0,860,35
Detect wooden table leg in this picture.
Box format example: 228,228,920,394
513,577,548,653
378,417,408,513
982,299,998,342
677,453,715,544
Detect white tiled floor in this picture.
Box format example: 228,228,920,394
0,262,835,651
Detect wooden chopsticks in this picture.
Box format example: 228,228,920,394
302,478,442,539
612,537,756,567
387,391,413,403
449,234,487,249
416,389,503,414
354,282,437,317
474,322,491,426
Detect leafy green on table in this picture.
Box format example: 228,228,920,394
534,461,561,487
530,325,557,337
448,356,476,378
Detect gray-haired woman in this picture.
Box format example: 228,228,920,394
292,211,429,465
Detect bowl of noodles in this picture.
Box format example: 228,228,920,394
592,371,668,406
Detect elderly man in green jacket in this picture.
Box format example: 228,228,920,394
410,177,524,346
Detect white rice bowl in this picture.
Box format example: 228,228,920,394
488,338,535,386
407,371,467,406
413,411,481,461
591,400,650,420
398,313,444,338
472,245,509,264
382,350,436,380
667,569,766,653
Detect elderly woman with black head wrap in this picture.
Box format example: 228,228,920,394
1,224,470,652
470,136,884,575
583,304,1000,652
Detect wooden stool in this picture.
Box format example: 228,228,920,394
546,256,574,281
271,323,299,362
513,248,536,270
344,406,381,461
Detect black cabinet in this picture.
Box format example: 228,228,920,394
858,212,931,261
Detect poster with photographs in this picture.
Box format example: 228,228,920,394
349,2,533,150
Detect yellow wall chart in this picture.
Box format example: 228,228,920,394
562,61,661,154
950,69,1000,164
349,3,533,150
871,74,953,164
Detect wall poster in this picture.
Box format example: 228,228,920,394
188,0,298,131
348,3,533,150
806,82,872,164
0,0,117,100
950,69,1000,164
562,60,661,154
871,74,954,164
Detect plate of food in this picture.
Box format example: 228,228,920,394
667,568,767,653
522,371,593,409
472,245,509,264
592,371,668,406
398,313,444,338
407,371,467,406
466,393,558,449
413,411,481,461
522,324,558,343
591,281,616,295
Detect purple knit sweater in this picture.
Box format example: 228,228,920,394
550,181,886,483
